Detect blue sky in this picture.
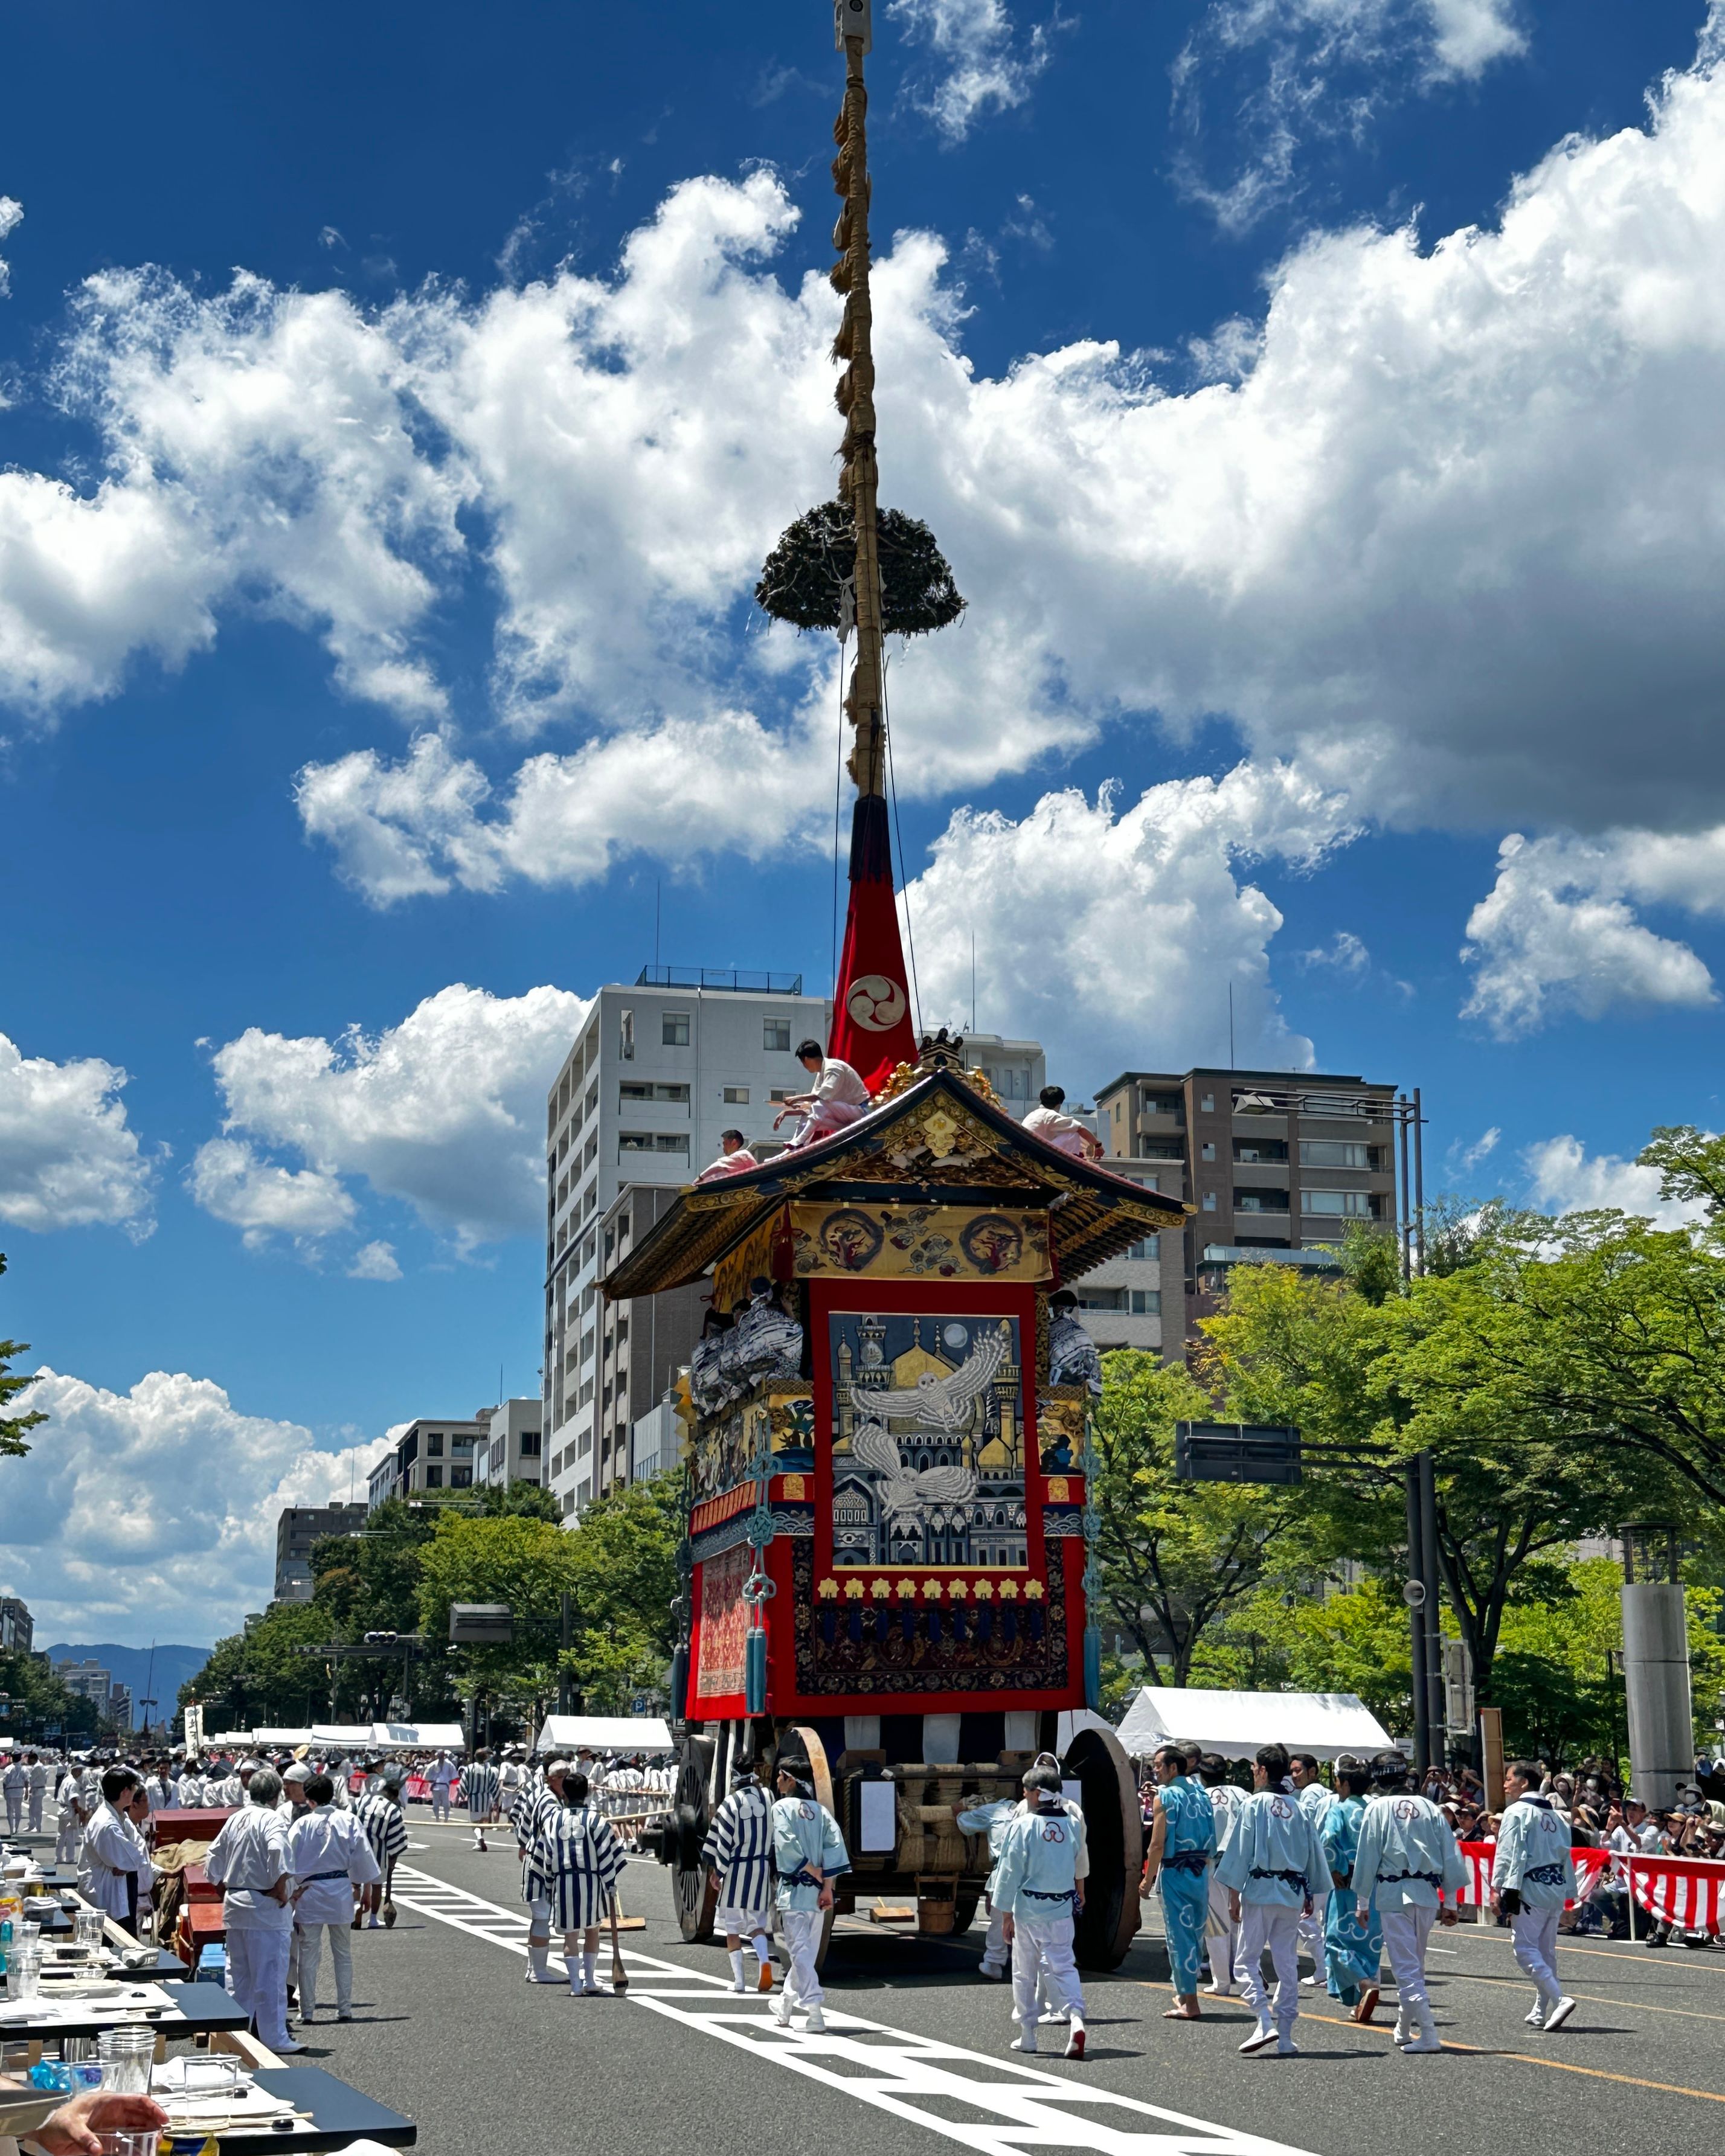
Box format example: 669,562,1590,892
4,0,1725,1641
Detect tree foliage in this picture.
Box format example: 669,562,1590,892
0,1254,47,1460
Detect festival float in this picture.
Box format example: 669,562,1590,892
603,0,1187,1970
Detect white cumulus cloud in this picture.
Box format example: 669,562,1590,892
1523,1134,1712,1230
199,982,588,1250
901,762,1357,1082
888,0,1059,141
0,196,22,298
347,1240,402,1281
186,1137,357,1250
1461,829,1724,1035
0,1032,155,1236
0,1367,391,1641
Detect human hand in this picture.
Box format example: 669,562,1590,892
1001,1913,1015,1945
1439,1906,1459,1928
28,2090,169,2156
1227,1891,1241,1925
818,1883,834,1911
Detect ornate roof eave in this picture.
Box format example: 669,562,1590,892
601,1067,1189,1302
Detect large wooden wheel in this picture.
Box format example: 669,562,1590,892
670,1731,719,1943
779,1723,839,1973
1064,1722,1144,1970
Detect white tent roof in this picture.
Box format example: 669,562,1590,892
1115,1686,1395,1762
310,1724,376,1749
252,1727,316,1747
535,1714,675,1754
370,1722,466,1751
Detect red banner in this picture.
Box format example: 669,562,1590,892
1626,1854,1725,1933
1456,1840,1611,1910
829,799,916,1092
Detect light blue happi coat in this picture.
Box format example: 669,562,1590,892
1491,1796,1576,1909
1351,1792,1466,1909
770,1794,849,1911
1320,1795,1381,2004
992,1801,1081,1916
1215,1791,1330,1908
1155,1777,1216,1995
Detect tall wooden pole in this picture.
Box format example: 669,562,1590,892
833,0,886,802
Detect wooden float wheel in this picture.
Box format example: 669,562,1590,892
778,1723,839,1974
1064,1722,1145,1971
670,1732,719,1944
951,1890,980,1939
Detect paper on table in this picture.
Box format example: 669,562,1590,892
0,1981,175,2026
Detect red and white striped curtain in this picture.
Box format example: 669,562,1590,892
1456,1840,1612,1910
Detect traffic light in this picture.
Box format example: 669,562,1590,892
1174,1422,1302,1485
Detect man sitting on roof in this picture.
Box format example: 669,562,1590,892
697,1128,760,1181
1023,1085,1102,1161
774,1039,871,1149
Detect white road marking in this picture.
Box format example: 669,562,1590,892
392,1865,1319,2156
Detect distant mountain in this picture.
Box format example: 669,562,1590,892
43,1644,212,1729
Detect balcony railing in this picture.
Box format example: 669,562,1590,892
634,965,805,995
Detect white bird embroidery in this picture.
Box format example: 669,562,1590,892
852,1327,1007,1434
851,1420,978,1522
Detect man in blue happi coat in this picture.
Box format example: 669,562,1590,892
1216,1742,1331,2057
1145,1742,1215,2020
1491,1759,1578,2033
768,1759,849,2034
954,1792,1020,1980
1351,1750,1465,2055
994,1762,1088,2059
1319,1754,1381,2021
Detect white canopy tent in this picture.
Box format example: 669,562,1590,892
309,1724,377,1750
533,1714,675,1754
251,1727,316,1748
1116,1686,1396,1763
370,1721,466,1751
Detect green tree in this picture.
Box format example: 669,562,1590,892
1091,1352,1308,1686
416,1513,585,1724
1206,1576,1413,1727
564,1472,683,1712
179,1602,334,1727
1,1254,47,1459
474,1480,562,1522
0,1647,98,1744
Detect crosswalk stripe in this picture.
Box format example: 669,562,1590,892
390,1864,1318,2156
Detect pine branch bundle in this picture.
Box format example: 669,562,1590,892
754,499,965,636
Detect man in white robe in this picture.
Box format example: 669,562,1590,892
775,1042,871,1149
287,1775,380,2023
205,1768,300,2055
82,1768,156,1937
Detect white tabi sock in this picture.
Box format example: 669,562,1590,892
751,1932,772,1967
728,1948,746,1988
582,1951,597,1986
564,1954,582,1994
528,1945,550,1980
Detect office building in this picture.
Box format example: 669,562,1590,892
474,1397,544,1488
106,1683,133,1732
1092,1067,1404,1351
54,1660,114,1714
366,1415,488,1508
0,1595,32,1655
274,1502,367,1603
542,964,1047,1518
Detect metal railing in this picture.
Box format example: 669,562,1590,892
634,966,805,995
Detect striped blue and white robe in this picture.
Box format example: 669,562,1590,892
532,1802,626,1933
701,1784,775,1919
353,1791,408,1874
513,1781,565,1903
464,1761,500,1819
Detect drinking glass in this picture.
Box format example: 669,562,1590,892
75,1910,106,1952
95,2024,156,2094
8,1948,42,2000
97,2134,158,2156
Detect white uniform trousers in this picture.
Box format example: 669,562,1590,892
55,1812,83,1866
780,1908,824,2011
225,1924,294,2053
28,1791,45,1832
2,1791,19,1834
296,1921,355,2015
1378,1905,1437,2018
1510,1907,1562,2006
1238,1902,1302,2030
431,1788,451,1822
981,1898,1009,1974
716,1903,771,1940
1010,1914,1085,2033
1206,1877,1242,1988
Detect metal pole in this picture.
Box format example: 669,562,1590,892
1413,1086,1426,1276
1407,1459,1430,1775
1419,1448,1444,1763
1398,1096,1412,1284
558,1591,574,1716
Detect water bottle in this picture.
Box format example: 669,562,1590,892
1,1910,12,1980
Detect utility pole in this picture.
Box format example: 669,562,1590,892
1405,1458,1431,1775
557,1591,574,1716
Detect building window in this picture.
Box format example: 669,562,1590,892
490,1440,506,1471
619,1009,634,1060
1124,1236,1160,1260
1202,1191,1218,1211
769,1088,792,1105
724,1085,750,1105
1302,1189,1376,1217
1235,1140,1288,1164
424,1465,443,1487
425,1433,444,1457
619,1131,655,1152
764,1018,791,1052
1129,1289,1161,1316
1234,1190,1290,1213
1300,1140,1375,1169
1200,1141,1216,1161
620,1081,690,1105
451,1466,472,1489
1076,1287,1125,1311
1200,1094,1215,1114
662,1012,690,1047
520,1431,541,1456
654,1133,690,1155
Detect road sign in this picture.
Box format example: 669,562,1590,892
1173,1422,1302,1485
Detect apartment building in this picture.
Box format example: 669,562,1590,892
274,1501,366,1602
542,967,1048,1518
472,1397,545,1489
366,1414,488,1507
0,1594,32,1654
1092,1067,1402,1351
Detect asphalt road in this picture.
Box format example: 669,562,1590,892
24,1805,1724,2153
303,1814,1725,2156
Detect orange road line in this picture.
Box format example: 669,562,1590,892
1295,2009,1725,2103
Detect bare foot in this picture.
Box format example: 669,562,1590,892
1163,2003,1202,2020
